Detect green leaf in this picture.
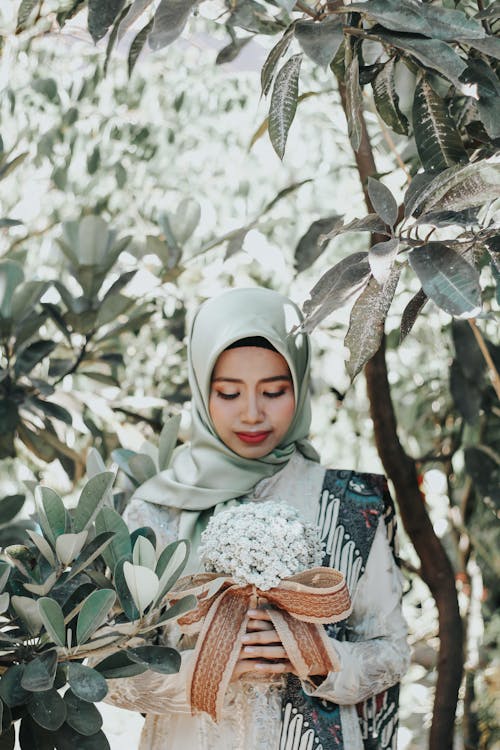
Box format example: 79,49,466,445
126,645,181,674
372,58,410,136
295,17,344,68
73,472,116,533
409,157,500,217
67,663,108,703
27,688,66,731
113,556,139,621
464,446,500,508
76,589,116,644
412,78,468,174
38,597,66,647
18,715,53,750
408,242,482,317
63,690,103,736
452,320,486,382
0,725,14,750
10,281,49,322
138,593,197,633
0,218,22,228
0,494,25,525
374,30,467,87
87,0,125,42
128,18,155,76
66,531,116,582
132,535,157,569
129,453,157,483
0,260,24,318
368,238,400,285
269,54,302,159
345,52,362,153
23,571,57,596
367,177,398,227
158,414,181,471
0,665,30,707
94,651,147,679
21,650,58,692
123,561,159,615
399,288,428,342
55,532,89,566
449,360,482,424
301,252,371,333
29,398,73,426
0,560,11,592
294,216,341,273
16,0,39,30
14,339,56,377
261,25,295,97
345,266,401,380
94,507,132,572
148,0,196,50
35,486,68,545
11,595,44,635
153,539,190,606
95,293,134,328
0,152,28,181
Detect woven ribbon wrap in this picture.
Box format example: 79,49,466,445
168,567,352,722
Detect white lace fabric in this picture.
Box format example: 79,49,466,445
105,454,410,750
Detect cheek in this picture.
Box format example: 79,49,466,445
274,395,296,431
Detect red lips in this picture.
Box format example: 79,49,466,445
235,431,271,444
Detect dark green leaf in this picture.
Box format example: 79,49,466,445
94,507,131,572
372,58,409,135
408,242,482,317
216,35,253,65
0,494,25,524
127,18,154,78
67,663,108,703
345,266,400,380
0,219,22,228
94,651,147,679
18,715,54,750
368,238,400,285
0,152,28,181
126,645,181,674
148,0,196,50
113,555,139,621
38,598,66,647
128,454,157,484
468,35,500,61
87,147,100,175
21,650,58,692
374,31,467,87
158,414,181,471
452,320,486,382
73,472,115,534
130,527,156,550
449,360,482,424
0,725,14,750
118,0,155,40
27,688,66,730
367,177,398,227
63,690,103,735
302,252,371,333
399,288,428,342
294,216,341,273
295,17,344,68
28,398,72,426
0,261,24,318
154,539,190,604
104,4,129,76
14,340,57,377
35,486,68,545
76,589,116,644
0,665,31,707
88,0,125,42
412,78,468,173
261,25,295,97
54,723,110,749
464,446,500,508
269,54,302,159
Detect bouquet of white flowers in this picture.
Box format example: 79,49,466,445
198,500,324,590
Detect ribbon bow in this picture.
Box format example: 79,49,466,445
168,567,352,722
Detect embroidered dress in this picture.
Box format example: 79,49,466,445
104,453,409,750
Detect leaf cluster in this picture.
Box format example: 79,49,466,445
0,452,192,749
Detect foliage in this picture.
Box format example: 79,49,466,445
0,453,192,749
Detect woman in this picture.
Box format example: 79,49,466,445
106,287,410,750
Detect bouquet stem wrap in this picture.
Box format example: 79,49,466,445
168,567,352,722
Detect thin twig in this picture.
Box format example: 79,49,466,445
468,318,500,400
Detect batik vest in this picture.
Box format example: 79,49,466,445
280,470,401,750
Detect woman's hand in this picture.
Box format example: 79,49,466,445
230,607,296,682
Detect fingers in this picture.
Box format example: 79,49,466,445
248,607,272,621
246,617,274,632
231,659,295,682
240,644,288,660
242,628,281,646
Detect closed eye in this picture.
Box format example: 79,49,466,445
215,391,239,400
263,389,287,398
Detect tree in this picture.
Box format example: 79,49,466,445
4,1,500,748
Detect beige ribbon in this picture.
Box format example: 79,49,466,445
168,567,352,722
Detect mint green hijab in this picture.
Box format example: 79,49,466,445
132,287,319,545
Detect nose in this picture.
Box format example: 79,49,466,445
241,393,263,424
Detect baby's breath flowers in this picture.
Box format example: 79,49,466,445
198,501,324,590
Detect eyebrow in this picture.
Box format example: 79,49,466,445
211,375,292,384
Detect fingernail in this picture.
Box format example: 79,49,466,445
244,646,256,653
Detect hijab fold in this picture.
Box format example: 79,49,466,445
132,288,319,545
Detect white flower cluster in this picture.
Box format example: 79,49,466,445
199,501,324,591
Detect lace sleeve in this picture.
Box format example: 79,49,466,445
303,520,410,705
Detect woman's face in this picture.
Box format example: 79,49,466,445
209,346,296,459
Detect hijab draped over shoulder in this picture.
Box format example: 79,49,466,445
132,287,319,544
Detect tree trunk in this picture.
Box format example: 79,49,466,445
337,81,463,750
